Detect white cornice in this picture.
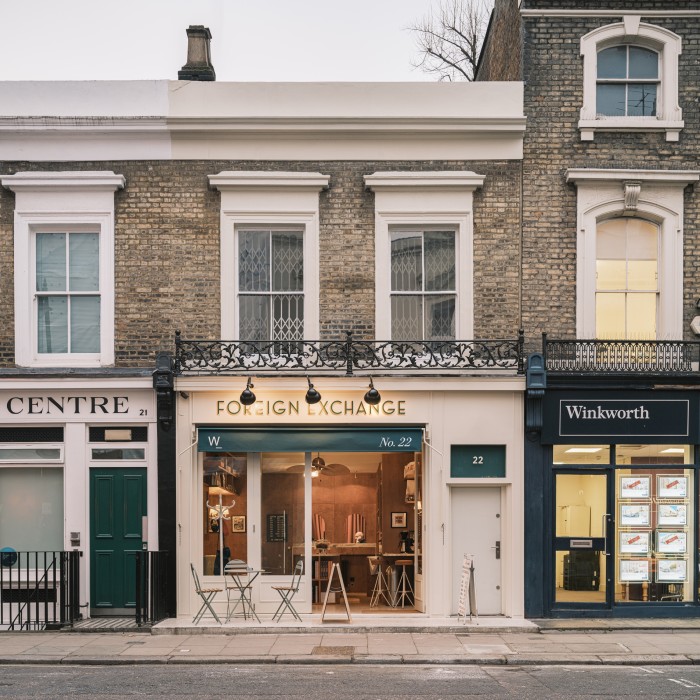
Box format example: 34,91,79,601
566,169,700,186
208,171,330,191
522,9,700,17
365,171,486,191
167,116,527,136
1,170,126,192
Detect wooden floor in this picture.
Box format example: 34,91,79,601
312,593,419,614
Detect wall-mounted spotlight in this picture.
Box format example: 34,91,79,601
239,377,256,406
364,377,381,405
305,377,322,405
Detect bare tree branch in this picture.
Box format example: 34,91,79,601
409,0,493,81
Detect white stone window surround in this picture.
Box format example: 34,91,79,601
579,16,683,142
208,171,329,339
566,168,699,340
365,171,485,340
1,171,124,368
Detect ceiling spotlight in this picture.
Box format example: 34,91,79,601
305,377,322,405
364,377,381,405
239,377,256,406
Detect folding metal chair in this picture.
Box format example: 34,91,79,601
190,563,222,624
271,559,304,622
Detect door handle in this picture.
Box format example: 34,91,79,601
601,514,611,556
491,541,501,559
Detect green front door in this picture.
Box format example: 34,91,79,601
90,468,147,614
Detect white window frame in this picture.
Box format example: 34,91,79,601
0,444,64,463
234,225,306,341
365,171,484,339
579,17,683,142
1,171,124,367
208,171,329,339
566,169,700,340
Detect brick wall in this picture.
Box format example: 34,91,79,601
519,5,700,347
0,159,522,367
476,0,523,81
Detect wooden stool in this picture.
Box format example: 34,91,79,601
393,559,414,608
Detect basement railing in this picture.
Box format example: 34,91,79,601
174,330,525,376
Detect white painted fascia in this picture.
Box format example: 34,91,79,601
0,79,525,161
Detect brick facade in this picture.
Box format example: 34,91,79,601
0,159,522,367
517,1,700,347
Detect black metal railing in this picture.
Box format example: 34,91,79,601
174,330,525,376
0,550,80,631
544,335,700,376
135,551,169,627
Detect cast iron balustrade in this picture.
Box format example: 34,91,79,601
135,550,169,627
0,550,80,631
174,330,524,376
543,335,700,376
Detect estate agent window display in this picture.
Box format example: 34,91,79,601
553,443,696,606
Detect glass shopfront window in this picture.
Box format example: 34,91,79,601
261,452,305,576
552,443,696,609
615,444,694,604
0,468,64,552
202,452,247,576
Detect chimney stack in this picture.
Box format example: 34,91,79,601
178,26,216,81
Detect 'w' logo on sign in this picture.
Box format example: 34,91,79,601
208,436,221,447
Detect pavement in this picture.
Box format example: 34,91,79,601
2,617,700,665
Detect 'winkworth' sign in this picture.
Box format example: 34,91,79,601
559,399,689,438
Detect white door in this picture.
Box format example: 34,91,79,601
450,487,501,615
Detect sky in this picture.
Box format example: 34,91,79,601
0,0,437,82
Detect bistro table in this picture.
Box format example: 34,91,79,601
224,562,266,622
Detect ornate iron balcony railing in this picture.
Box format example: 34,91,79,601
544,335,700,376
174,330,524,376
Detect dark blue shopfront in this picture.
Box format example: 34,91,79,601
526,389,700,618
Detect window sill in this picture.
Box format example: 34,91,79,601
579,118,684,142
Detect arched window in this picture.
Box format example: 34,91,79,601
596,46,658,118
579,19,683,141
596,218,658,340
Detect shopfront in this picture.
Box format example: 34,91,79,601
174,376,525,622
525,388,700,617
0,380,157,619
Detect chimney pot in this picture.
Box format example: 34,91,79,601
178,25,216,81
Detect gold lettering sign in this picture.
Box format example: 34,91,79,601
216,399,406,417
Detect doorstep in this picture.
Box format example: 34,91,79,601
151,614,538,635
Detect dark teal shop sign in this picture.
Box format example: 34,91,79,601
541,391,698,443
198,426,423,453
451,445,506,478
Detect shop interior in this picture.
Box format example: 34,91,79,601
203,450,422,614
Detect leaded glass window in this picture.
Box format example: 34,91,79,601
596,46,658,117
237,229,304,340
35,232,100,354
596,218,658,340
390,230,456,341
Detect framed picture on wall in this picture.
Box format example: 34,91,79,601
391,512,407,528
619,476,650,499
657,475,687,499
619,503,650,527
232,515,246,533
